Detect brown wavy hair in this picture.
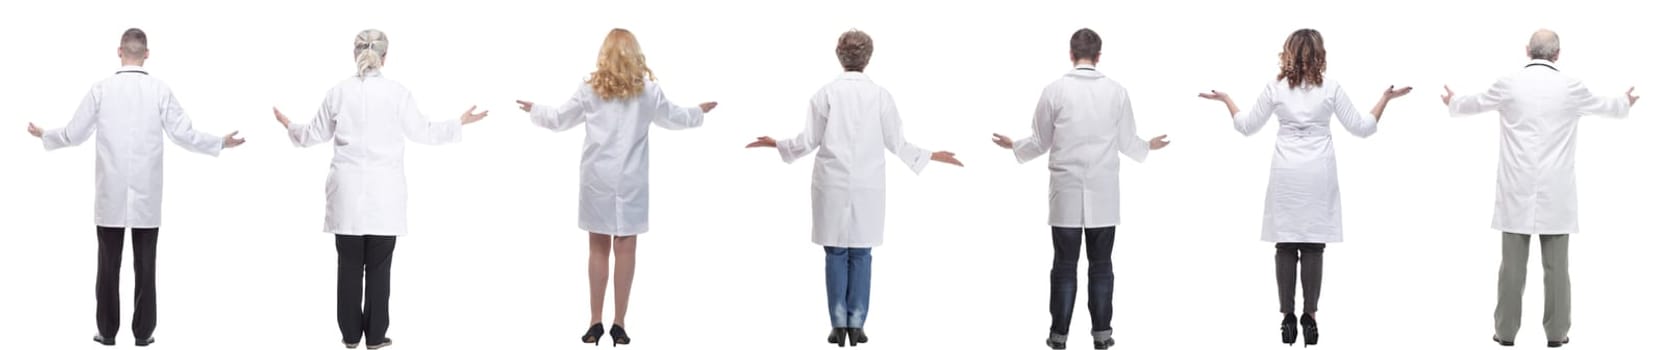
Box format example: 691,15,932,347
1277,29,1326,89
588,28,656,100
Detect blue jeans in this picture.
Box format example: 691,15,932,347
1050,226,1115,337
825,247,873,328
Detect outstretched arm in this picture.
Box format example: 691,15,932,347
748,94,827,163
160,88,239,155
1199,84,1277,135
1115,89,1164,161
999,94,1055,163
650,86,712,130
398,92,470,145
35,89,101,150
279,94,338,147
1573,84,1636,118
1444,79,1510,117
521,84,589,132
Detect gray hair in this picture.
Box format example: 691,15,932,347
1528,29,1559,61
836,29,873,72
355,29,389,78
120,28,147,58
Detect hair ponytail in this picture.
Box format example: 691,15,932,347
354,29,388,79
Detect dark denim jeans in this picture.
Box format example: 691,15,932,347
1050,226,1115,337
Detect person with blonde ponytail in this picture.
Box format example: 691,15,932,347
514,28,716,346
275,29,488,350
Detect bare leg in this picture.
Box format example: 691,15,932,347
589,233,612,325
612,235,638,327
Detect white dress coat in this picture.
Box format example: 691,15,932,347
286,70,463,236
1448,59,1632,235
38,66,225,228
1010,66,1152,229
776,72,933,248
530,81,705,236
1234,79,1378,243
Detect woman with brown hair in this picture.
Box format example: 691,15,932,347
514,28,717,346
1197,28,1411,347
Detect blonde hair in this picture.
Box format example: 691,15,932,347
355,29,389,79
588,28,656,100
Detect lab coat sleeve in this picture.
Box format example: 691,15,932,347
531,85,587,132
650,86,705,130
879,93,931,174
1330,85,1379,138
1449,78,1511,117
1233,83,1278,135
287,92,337,147
1010,93,1054,163
158,87,225,156
1115,90,1151,162
40,88,100,151
775,92,828,163
398,91,463,145
1571,81,1631,118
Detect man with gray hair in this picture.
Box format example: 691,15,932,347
25,28,245,347
1442,28,1639,348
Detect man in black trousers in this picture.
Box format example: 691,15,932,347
26,28,244,346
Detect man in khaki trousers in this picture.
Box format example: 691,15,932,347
1443,29,1639,348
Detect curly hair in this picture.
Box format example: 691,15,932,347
588,28,656,100
836,29,873,72
1277,28,1326,89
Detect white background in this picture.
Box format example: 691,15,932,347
2,0,1662,349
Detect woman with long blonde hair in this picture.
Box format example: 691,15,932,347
515,28,717,346
1197,28,1410,346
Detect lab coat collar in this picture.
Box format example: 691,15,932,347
1525,59,1558,71
838,71,869,80
115,65,148,75
1068,64,1103,78
362,69,384,78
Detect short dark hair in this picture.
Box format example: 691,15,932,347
1070,28,1100,61
836,30,873,72
121,28,148,57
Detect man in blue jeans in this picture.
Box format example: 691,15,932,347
993,28,1168,350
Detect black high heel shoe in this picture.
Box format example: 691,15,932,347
581,323,605,345
828,328,848,347
1299,313,1319,347
608,324,631,346
847,328,867,347
1281,313,1298,345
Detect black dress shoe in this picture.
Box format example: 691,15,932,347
92,335,116,346
1281,313,1299,345
1299,314,1319,347
828,328,847,347
847,328,867,346
1492,335,1514,347
136,337,156,347
1046,333,1067,349
1548,337,1569,348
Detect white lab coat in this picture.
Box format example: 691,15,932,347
776,72,933,248
1448,59,1632,235
530,81,705,236
286,70,463,236
1010,65,1152,228
1234,78,1378,243
38,66,225,228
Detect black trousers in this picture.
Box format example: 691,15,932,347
336,235,396,345
1275,243,1325,315
96,226,159,341
1049,226,1115,336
